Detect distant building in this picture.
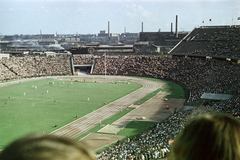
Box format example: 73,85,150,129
38,39,56,45
0,54,9,59
65,37,80,42
70,44,134,55
139,31,188,53
98,30,112,38
39,34,55,39
140,31,188,46
0,41,10,50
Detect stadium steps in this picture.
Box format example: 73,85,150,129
91,58,97,74
69,57,74,75
2,63,18,76
169,27,201,54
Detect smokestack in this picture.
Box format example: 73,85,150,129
176,15,178,38
108,21,110,41
142,22,143,32
171,23,173,33
40,30,42,40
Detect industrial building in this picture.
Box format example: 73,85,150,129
0,16,188,56
70,43,134,55
139,15,188,53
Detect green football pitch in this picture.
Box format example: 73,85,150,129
0,78,142,149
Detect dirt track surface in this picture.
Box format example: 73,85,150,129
113,95,186,126
82,93,185,151
80,133,125,151
50,75,166,139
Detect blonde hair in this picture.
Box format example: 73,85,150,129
0,134,96,160
170,113,240,160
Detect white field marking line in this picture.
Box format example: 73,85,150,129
52,112,113,136
0,124,14,131
0,77,51,88
0,123,13,127
51,99,140,134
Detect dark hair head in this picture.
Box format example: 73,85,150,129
0,134,96,160
170,113,240,160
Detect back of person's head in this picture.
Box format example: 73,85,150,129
170,113,240,160
0,134,96,160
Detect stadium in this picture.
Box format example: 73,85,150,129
0,25,240,159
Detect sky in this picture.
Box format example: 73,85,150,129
0,0,239,35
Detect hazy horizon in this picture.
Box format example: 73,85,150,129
1,0,239,35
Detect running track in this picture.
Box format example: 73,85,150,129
50,76,165,139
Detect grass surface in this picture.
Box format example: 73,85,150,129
134,81,187,105
75,107,135,140
164,82,187,99
95,120,158,152
134,88,162,105
116,121,157,137
0,78,141,149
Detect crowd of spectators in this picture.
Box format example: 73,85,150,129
93,55,239,159
0,55,71,81
0,62,18,81
3,56,39,78
120,56,179,79
0,53,239,159
72,56,94,65
35,55,71,76
172,26,240,58
93,56,240,103
169,57,240,102
96,95,240,160
93,56,125,75
96,91,240,159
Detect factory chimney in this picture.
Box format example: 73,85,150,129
142,22,143,32
108,21,110,41
175,15,178,38
40,30,42,40
171,23,173,33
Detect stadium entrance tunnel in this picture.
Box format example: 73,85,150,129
74,65,92,75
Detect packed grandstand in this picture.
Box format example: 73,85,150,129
169,25,240,58
0,26,240,159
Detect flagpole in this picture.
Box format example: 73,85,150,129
105,52,106,79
